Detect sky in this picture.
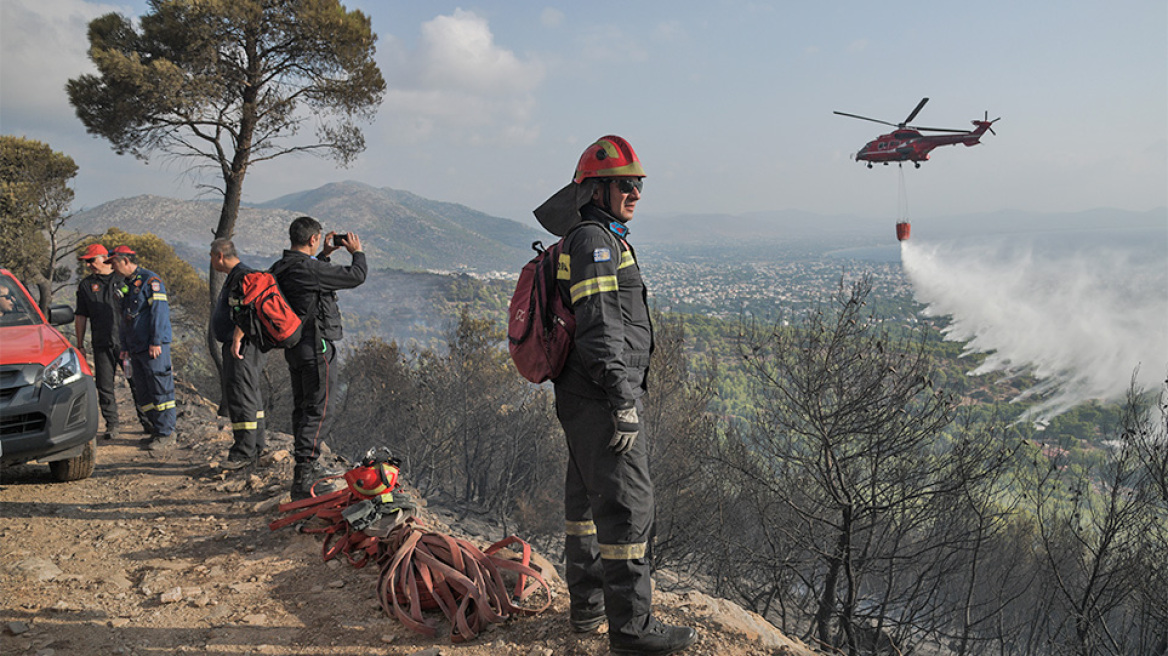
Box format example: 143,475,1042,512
2,0,1166,227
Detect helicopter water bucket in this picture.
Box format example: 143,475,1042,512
896,221,911,241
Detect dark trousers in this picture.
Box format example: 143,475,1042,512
129,344,176,436
284,339,337,463
90,345,120,429
221,341,267,460
556,390,655,640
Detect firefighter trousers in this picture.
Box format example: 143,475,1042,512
284,338,338,463
129,344,176,436
90,346,120,430
556,390,655,640
221,341,267,460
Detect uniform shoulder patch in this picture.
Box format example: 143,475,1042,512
91,283,100,292
151,281,161,292
593,247,612,263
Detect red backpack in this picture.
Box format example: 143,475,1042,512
508,233,578,383
233,270,303,351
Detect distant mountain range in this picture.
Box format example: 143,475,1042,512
70,181,546,274
71,181,1165,271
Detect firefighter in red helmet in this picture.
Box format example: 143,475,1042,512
533,136,697,655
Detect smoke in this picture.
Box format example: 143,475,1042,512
900,230,1168,421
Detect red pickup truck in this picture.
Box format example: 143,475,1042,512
0,268,98,481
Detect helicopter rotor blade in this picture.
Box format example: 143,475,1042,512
833,111,899,128
910,125,972,134
902,97,929,126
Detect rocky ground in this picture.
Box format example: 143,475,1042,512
1,382,819,656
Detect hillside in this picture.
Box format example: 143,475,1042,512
70,182,546,274
0,382,820,656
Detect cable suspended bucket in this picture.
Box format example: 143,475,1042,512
896,164,911,241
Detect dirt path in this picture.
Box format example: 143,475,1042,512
1,383,815,656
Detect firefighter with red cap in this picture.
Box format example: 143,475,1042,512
75,244,145,439
532,136,697,655
109,245,177,450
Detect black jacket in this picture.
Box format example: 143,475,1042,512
211,262,256,344
272,249,367,346
76,272,124,349
553,204,653,407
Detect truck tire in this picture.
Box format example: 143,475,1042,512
49,438,96,482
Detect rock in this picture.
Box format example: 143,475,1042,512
327,579,345,589
409,648,442,656
6,621,29,635
102,573,133,590
527,648,554,656
252,496,283,514
14,557,62,582
242,613,267,625
103,528,130,541
262,449,290,464
160,587,183,603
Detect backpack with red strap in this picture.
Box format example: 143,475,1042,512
507,225,586,383
231,266,303,351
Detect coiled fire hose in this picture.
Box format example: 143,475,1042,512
269,453,551,642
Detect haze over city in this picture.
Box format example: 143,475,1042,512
2,0,1165,222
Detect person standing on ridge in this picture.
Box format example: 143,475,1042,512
75,244,129,441
210,238,267,470
272,216,366,500
532,135,697,656
109,246,176,450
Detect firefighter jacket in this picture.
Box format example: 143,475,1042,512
76,272,124,349
118,267,172,354
271,249,367,346
553,204,653,407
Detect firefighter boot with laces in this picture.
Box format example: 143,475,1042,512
291,460,343,500
609,620,697,656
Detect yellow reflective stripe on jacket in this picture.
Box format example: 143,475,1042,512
256,411,265,419
565,520,597,536
139,403,155,412
599,542,647,560
570,275,619,304
619,250,635,269
156,400,176,411
232,421,258,430
149,293,168,303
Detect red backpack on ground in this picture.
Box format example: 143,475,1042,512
233,270,303,351
508,231,580,383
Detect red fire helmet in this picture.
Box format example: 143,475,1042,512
77,244,109,260
573,135,646,184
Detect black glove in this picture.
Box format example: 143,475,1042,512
609,403,639,455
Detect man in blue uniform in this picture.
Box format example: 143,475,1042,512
533,136,696,656
110,246,177,451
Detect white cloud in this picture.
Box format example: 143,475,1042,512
379,9,545,144
846,38,869,53
540,8,563,28
652,20,686,43
0,0,126,125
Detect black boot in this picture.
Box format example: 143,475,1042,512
291,460,343,500
610,621,697,656
569,605,606,633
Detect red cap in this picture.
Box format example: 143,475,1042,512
110,245,136,256
78,244,109,260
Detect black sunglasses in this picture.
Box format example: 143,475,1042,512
613,178,644,194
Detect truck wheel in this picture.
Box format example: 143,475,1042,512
49,438,96,482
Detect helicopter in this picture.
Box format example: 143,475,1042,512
834,97,999,168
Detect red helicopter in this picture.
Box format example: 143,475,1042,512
835,97,999,168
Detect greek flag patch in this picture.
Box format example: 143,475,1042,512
593,247,612,263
